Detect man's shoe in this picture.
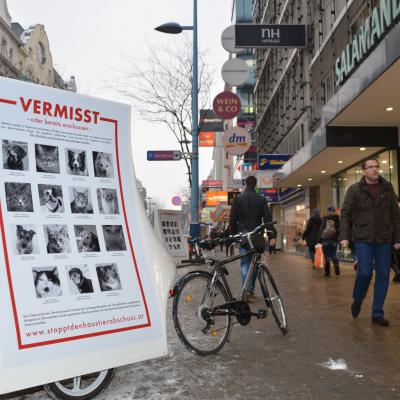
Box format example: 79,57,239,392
372,317,390,326
351,300,362,318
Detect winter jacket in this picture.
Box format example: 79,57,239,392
340,176,400,244
319,214,340,242
302,215,322,247
229,188,272,234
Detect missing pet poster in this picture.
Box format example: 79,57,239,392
0,77,175,394
158,209,188,258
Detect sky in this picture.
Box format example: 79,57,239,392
7,0,232,207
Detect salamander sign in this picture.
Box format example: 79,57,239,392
335,0,400,86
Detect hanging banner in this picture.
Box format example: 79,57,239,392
199,131,216,147
0,77,175,394
258,154,292,170
212,91,241,120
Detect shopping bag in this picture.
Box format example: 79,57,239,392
313,244,325,269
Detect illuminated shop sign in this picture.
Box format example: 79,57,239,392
335,0,400,86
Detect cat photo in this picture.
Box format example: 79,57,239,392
38,184,64,213
96,263,122,291
35,144,60,174
70,187,93,214
74,225,100,252
66,265,94,295
44,224,71,254
5,182,34,212
102,225,127,251
66,148,88,176
32,267,62,298
12,224,39,255
2,140,29,171
93,152,114,178
97,188,119,214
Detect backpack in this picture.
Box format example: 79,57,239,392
321,219,336,240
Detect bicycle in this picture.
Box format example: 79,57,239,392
171,222,288,356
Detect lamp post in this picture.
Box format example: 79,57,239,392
155,0,200,240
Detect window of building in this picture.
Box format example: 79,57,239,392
8,48,13,64
36,42,46,65
1,38,7,57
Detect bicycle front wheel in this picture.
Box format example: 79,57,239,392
259,264,288,334
172,271,232,356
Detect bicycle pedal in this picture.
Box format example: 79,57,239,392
256,309,267,319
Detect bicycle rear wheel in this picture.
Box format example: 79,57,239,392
172,271,232,356
44,369,115,400
259,264,288,334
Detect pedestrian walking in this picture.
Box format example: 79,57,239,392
340,158,400,326
268,227,277,254
302,209,322,266
230,175,272,303
320,206,340,276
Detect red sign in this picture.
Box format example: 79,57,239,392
171,196,182,206
213,91,241,120
202,179,223,188
199,131,215,147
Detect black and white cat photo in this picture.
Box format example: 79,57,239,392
38,184,64,213
102,225,127,251
2,140,29,171
35,144,60,174
93,152,114,178
44,224,71,254
70,186,93,214
66,148,88,176
5,182,34,212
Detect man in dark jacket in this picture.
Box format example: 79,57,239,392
340,158,400,326
320,206,340,276
230,175,272,302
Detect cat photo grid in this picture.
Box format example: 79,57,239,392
0,139,129,302
160,216,185,257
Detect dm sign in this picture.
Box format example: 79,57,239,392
223,127,251,155
258,154,292,170
235,24,307,48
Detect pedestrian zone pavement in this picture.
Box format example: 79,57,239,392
3,252,400,400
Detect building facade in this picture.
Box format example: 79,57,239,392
0,0,76,91
254,0,400,254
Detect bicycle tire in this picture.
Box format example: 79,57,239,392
172,271,232,356
43,369,115,400
258,264,288,334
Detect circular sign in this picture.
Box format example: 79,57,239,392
213,91,241,120
223,127,251,155
172,196,182,206
221,58,249,86
221,25,244,53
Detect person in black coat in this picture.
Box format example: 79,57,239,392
302,209,322,266
320,205,340,277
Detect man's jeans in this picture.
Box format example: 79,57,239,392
239,247,256,293
353,242,391,317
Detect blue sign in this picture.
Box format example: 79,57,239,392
259,189,278,203
258,154,292,170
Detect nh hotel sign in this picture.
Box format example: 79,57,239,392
335,0,400,86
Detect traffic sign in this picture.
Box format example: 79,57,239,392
147,150,181,161
171,196,182,206
213,91,241,120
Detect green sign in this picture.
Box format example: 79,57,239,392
335,0,400,87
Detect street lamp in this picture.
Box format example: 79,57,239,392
155,0,200,240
